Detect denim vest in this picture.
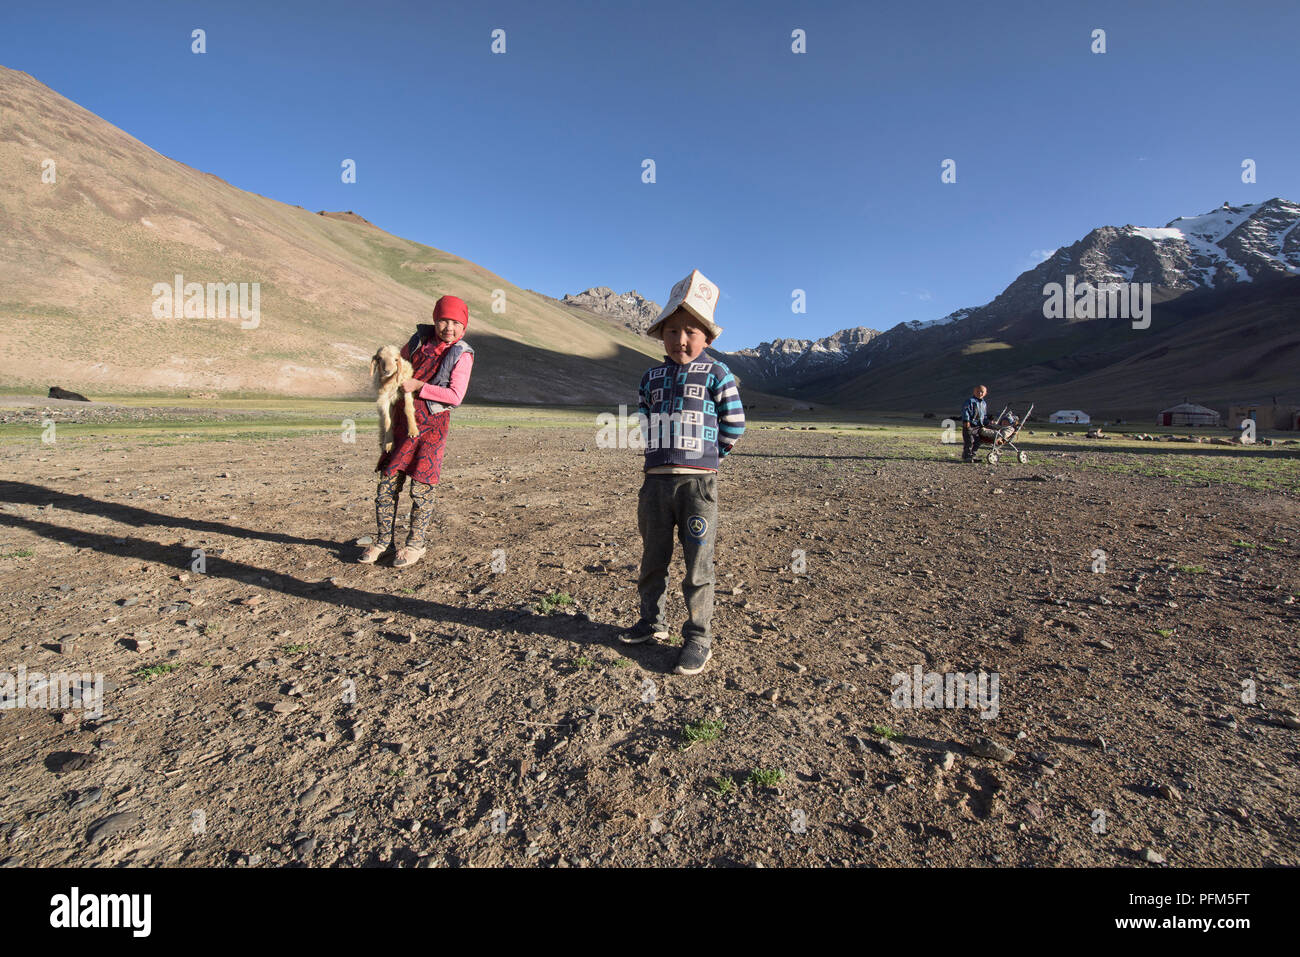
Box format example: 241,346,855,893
405,326,473,415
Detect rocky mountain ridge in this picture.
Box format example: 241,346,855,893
559,287,662,335
706,199,1300,402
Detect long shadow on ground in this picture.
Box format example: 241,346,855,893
0,482,670,663
0,480,344,553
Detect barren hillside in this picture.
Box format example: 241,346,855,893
0,66,660,402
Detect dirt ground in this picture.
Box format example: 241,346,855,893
1,409,1298,868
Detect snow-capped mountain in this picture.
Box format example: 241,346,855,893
898,306,976,331
971,198,1300,325
563,198,1299,401
1127,198,1300,287
802,198,1299,370
724,198,1300,405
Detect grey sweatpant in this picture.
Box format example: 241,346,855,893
636,472,718,646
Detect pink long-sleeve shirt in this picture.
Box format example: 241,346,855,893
418,352,474,406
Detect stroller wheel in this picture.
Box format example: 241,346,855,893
1017,451,1028,464
986,451,999,465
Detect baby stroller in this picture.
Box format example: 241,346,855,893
976,403,1033,464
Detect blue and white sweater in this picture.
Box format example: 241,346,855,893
637,355,745,471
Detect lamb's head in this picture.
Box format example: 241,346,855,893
370,344,403,388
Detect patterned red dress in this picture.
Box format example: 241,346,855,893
378,338,459,485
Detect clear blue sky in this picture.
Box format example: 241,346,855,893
3,0,1298,349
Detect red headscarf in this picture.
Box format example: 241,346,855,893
412,295,469,374
434,295,469,332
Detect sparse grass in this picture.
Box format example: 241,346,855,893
681,718,725,749
131,663,178,681
0,549,34,559
535,591,574,615
710,776,734,797
281,643,309,655
1232,540,1256,549
1154,628,1174,638
748,768,785,788
870,724,899,740
398,586,418,595
1175,565,1207,574
611,658,633,669
202,621,223,637
0,418,346,446
1077,454,1300,494
0,400,649,447
573,655,595,670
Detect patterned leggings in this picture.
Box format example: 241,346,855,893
375,473,436,548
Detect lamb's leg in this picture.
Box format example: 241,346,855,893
378,398,394,454
402,391,419,437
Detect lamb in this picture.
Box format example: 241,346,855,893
370,344,419,471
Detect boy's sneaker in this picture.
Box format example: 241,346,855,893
620,623,669,645
674,640,712,676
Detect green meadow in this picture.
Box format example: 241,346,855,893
2,398,1296,492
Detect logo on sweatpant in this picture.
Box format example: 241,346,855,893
686,515,709,542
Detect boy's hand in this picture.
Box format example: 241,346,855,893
401,378,424,393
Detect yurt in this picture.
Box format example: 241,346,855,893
1049,410,1091,424
1157,402,1221,427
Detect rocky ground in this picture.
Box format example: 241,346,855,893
0,414,1297,867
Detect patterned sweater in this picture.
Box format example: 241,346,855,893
637,355,745,471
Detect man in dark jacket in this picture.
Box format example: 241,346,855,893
961,384,989,462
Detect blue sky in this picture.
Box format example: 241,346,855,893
3,0,1298,349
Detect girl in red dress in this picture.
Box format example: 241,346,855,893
359,295,475,567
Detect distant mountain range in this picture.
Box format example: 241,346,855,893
553,286,886,392
566,200,1300,417
713,327,879,389
817,198,1300,416
3,63,1295,418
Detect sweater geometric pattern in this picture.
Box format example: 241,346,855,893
638,356,744,471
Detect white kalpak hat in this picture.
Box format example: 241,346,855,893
645,268,723,340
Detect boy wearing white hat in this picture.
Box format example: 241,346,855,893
621,269,745,676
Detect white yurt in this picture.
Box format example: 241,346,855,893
1049,410,1091,424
